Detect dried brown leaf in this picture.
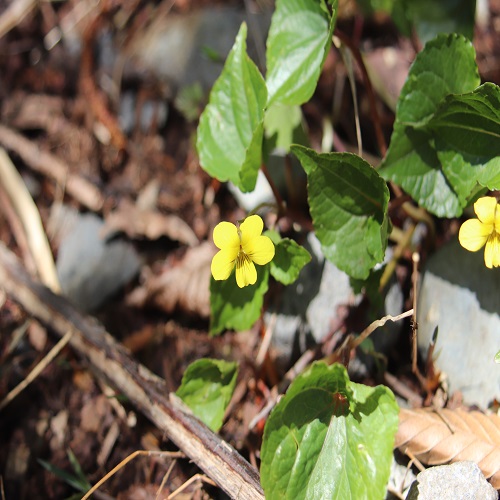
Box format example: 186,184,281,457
396,407,500,488
126,242,214,317
102,199,198,247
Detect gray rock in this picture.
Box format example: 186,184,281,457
405,461,497,500
417,240,500,408
56,213,140,312
119,91,169,135
127,7,271,92
267,233,404,369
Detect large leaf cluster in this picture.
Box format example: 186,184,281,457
190,2,500,499
380,34,500,217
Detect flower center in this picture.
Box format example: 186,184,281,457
236,250,251,268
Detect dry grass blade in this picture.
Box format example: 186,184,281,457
396,408,500,488
0,147,60,292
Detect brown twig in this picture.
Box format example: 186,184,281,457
82,450,185,500
0,125,104,211
80,3,128,152
0,242,264,500
334,30,387,157
0,329,73,411
168,473,217,499
383,371,423,408
0,0,37,39
349,309,414,351
411,253,419,375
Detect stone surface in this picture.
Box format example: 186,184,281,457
405,461,497,500
417,240,500,408
267,233,404,370
127,7,271,91
56,213,140,312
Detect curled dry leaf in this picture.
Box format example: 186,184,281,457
102,199,198,247
396,407,500,489
126,242,214,317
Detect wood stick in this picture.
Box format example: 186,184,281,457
0,242,264,499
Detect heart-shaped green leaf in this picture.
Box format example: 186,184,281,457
261,362,399,500
197,23,267,192
265,0,337,106
292,146,390,280
210,264,269,335
176,358,238,432
266,231,312,285
379,34,480,217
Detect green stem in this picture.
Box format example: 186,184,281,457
261,163,286,218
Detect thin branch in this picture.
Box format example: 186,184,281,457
0,242,264,500
411,253,420,375
334,30,387,157
82,450,185,500
350,309,414,351
0,329,73,411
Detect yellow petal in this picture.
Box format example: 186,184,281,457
211,248,238,280
495,202,500,234
244,235,275,265
240,215,264,248
235,253,257,288
458,219,491,252
474,196,497,225
484,233,500,268
213,222,239,250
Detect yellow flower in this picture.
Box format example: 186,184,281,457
211,215,275,287
458,196,500,268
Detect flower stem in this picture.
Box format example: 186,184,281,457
261,163,286,218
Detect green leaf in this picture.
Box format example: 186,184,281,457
264,103,307,153
426,83,500,156
426,83,500,204
196,23,267,192
38,453,91,493
266,231,311,285
292,146,390,280
210,264,269,335
495,350,500,364
265,0,337,106
379,34,480,217
261,362,399,500
350,266,385,312
176,358,238,432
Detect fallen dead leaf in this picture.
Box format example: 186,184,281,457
126,242,214,318
396,407,500,489
102,198,199,247
80,395,112,433
49,410,68,450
